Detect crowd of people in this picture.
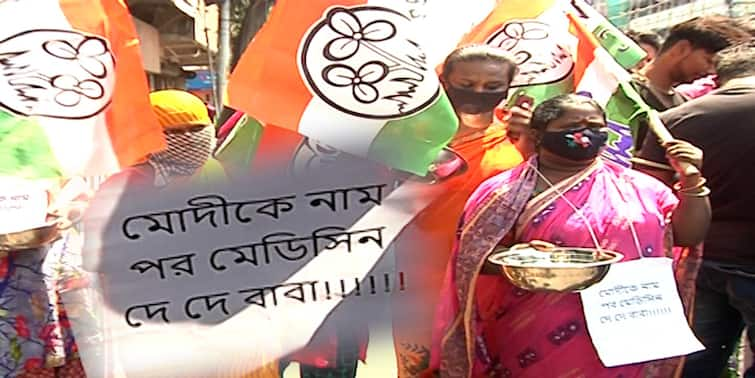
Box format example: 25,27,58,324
1,11,753,378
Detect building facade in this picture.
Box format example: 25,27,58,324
593,0,754,33
129,0,219,90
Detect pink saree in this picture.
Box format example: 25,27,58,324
429,156,691,378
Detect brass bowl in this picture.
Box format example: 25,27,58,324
488,244,624,292
0,217,63,251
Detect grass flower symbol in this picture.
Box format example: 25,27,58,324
323,7,396,61
50,75,104,107
322,61,389,103
43,37,110,79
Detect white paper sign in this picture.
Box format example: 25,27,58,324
0,178,48,234
580,257,704,367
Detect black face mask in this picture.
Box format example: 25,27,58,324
540,126,608,161
445,86,508,115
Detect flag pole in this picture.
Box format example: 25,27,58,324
216,0,231,114
647,110,700,177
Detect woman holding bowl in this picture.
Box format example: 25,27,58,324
428,94,710,377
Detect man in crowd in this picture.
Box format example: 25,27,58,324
630,15,750,150
634,39,755,378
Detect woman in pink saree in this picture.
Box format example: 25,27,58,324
428,94,711,378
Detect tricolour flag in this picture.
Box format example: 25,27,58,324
455,0,645,99
0,0,164,179
450,0,649,165
228,0,464,176
568,12,654,166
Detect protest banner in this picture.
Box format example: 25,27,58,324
67,154,443,377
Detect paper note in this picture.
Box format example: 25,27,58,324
0,178,48,234
580,257,704,367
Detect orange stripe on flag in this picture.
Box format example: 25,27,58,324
59,0,164,167
462,0,556,44
228,0,364,130
437,0,556,75
567,13,599,86
250,125,304,173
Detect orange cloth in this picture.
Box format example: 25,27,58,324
149,90,212,129
392,122,523,377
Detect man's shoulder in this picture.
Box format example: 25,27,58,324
662,84,755,125
628,73,685,110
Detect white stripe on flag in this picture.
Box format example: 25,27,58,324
369,0,498,67
1,0,121,177
576,48,631,106
298,97,385,157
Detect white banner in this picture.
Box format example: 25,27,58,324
66,158,443,377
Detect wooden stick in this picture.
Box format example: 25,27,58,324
647,111,700,177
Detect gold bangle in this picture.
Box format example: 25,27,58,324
674,177,707,192
678,186,711,197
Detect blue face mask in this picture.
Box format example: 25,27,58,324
540,126,608,161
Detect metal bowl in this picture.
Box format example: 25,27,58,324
488,243,624,292
0,217,63,251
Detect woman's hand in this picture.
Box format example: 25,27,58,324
665,140,711,246
505,103,533,142
664,139,703,177
506,103,537,158
49,200,87,230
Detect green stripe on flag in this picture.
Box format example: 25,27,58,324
606,83,641,130
601,81,655,164
0,110,62,179
368,93,458,176
591,21,646,70
608,81,654,140
507,79,574,108
215,115,264,179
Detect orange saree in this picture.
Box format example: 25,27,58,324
392,122,523,377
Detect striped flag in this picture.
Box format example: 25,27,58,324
568,12,653,166
227,0,467,176
452,0,648,166
0,0,164,179
456,0,646,99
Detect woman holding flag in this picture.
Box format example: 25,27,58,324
428,94,710,377
392,44,533,377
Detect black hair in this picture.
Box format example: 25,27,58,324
715,39,755,84
660,15,751,54
441,44,518,82
627,31,662,52
530,94,606,132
